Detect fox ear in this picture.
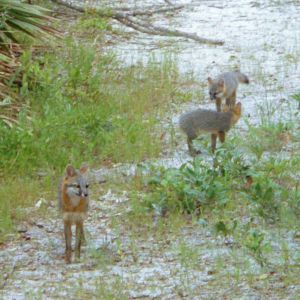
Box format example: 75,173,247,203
66,165,76,177
79,163,89,174
235,102,242,113
218,79,224,87
207,77,213,85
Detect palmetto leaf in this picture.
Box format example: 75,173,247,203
0,0,56,44
0,0,58,125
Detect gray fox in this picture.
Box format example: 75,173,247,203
179,103,241,156
208,71,249,112
58,163,89,263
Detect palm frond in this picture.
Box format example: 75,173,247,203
0,0,58,126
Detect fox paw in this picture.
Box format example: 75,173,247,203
190,150,202,157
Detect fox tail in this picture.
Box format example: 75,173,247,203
236,71,249,84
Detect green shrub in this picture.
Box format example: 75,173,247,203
1,41,185,174
142,149,250,214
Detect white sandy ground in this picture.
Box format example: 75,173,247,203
1,0,300,299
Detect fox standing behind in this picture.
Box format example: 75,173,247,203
179,103,242,156
58,164,89,264
208,71,249,112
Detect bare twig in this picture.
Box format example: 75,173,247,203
50,0,183,16
50,0,225,45
124,16,224,45
127,4,184,16
117,17,158,35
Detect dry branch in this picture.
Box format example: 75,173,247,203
117,17,157,36
50,0,224,45
127,5,184,16
124,16,224,45
50,0,183,16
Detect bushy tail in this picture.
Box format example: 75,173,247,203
235,71,249,84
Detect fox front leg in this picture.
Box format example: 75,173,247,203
225,91,236,109
64,220,72,264
187,137,201,156
75,221,84,261
211,133,218,152
81,226,86,246
215,97,222,112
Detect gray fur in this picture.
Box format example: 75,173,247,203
179,109,233,139
217,71,249,84
220,71,248,96
209,71,249,101
234,71,249,84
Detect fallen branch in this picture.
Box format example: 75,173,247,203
50,0,224,45
123,15,224,45
117,17,159,36
164,0,175,5
50,0,183,16
127,5,184,16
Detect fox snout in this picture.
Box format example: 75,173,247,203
80,190,88,198
209,92,218,101
76,183,89,198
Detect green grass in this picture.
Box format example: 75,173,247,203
126,114,300,279
0,176,55,242
1,42,188,174
0,14,196,239
1,3,299,299
138,134,300,223
121,124,300,296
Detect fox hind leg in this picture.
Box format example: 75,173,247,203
218,131,226,143
211,133,218,153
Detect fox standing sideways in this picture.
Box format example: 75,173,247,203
208,71,249,112
58,164,89,263
179,103,242,156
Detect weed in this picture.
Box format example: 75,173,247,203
292,91,300,109
75,14,112,33
94,276,129,300
89,244,118,270
0,31,192,237
1,42,187,174
245,177,281,222
142,148,250,215
243,229,271,267
177,240,199,270
0,176,54,241
243,120,293,159
73,275,129,300
214,219,238,239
